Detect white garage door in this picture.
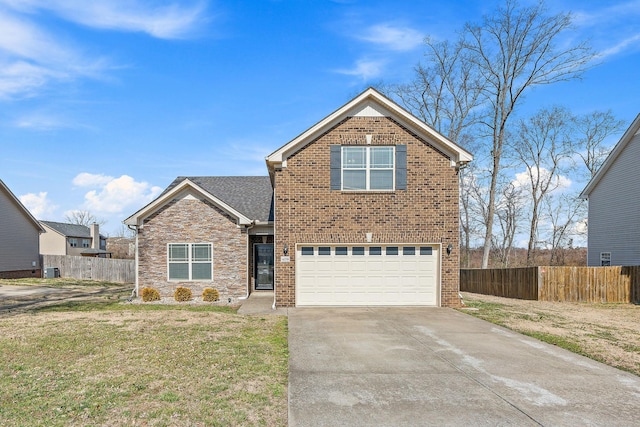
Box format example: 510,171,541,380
296,244,439,306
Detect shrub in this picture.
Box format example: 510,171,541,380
174,286,192,302
202,288,220,302
141,287,160,302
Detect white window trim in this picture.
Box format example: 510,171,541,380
167,242,213,281
341,146,395,191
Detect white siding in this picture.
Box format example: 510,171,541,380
587,131,640,266
0,187,41,271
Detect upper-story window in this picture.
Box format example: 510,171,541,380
68,238,78,248
82,239,90,248
342,146,395,191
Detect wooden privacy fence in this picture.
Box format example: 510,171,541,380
42,255,135,284
461,266,640,303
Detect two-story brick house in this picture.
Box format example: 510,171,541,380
125,88,472,307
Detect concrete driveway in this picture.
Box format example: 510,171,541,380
288,307,640,426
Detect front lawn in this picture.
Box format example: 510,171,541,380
0,300,288,426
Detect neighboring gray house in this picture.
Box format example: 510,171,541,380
40,221,109,257
0,179,45,278
580,113,640,266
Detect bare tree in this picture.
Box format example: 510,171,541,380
574,110,625,178
386,0,595,268
543,194,584,265
65,210,105,227
492,182,525,267
459,163,485,267
462,0,595,268
389,38,485,147
510,106,576,265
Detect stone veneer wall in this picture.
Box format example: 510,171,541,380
137,197,247,302
273,116,461,307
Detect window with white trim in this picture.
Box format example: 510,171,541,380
342,146,395,190
68,238,78,248
82,238,90,248
600,252,611,266
168,243,212,280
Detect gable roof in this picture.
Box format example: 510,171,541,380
0,179,45,233
40,221,105,238
580,113,640,198
266,87,473,169
124,176,273,227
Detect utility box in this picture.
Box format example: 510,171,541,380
44,267,60,278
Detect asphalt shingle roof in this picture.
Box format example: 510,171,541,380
41,221,92,237
163,176,274,222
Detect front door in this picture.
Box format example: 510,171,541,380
254,244,274,290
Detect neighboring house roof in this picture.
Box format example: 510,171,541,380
580,113,640,198
40,221,106,239
0,179,45,233
124,176,273,227
266,87,473,170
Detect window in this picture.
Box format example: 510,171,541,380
68,238,78,248
403,247,416,255
82,239,90,248
168,243,212,281
600,252,611,266
335,247,348,255
342,146,394,190
386,247,399,255
420,247,433,255
352,247,365,255
301,247,314,256
318,247,331,255
369,246,382,255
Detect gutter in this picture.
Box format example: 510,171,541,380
238,221,255,301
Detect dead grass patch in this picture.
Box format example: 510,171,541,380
460,292,640,376
0,306,288,426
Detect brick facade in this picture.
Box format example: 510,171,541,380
137,197,248,302
0,269,42,279
273,116,461,307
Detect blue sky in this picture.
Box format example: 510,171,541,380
1,0,639,236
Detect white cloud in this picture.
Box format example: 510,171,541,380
334,58,386,81
19,191,57,218
73,173,115,187
597,33,640,59
0,0,207,39
513,168,572,192
72,173,162,214
357,23,423,51
0,1,206,98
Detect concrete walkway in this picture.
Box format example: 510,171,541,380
288,307,640,426
237,291,288,315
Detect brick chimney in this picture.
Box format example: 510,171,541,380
90,223,100,249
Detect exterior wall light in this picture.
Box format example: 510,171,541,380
283,244,288,256
447,244,453,255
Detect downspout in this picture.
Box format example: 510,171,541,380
127,223,139,299
238,222,255,300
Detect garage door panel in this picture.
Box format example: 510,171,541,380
296,244,439,306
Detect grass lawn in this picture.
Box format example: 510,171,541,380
0,279,288,426
459,292,640,377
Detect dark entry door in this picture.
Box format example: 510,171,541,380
255,244,274,290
